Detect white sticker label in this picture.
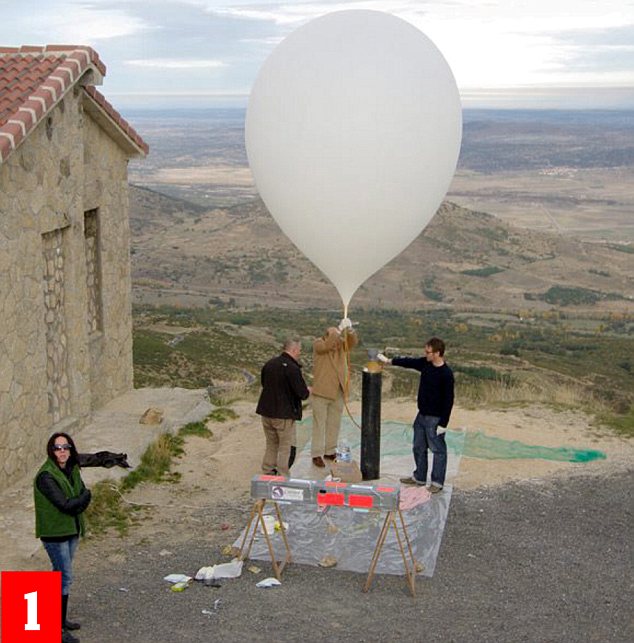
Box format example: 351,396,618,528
271,486,304,501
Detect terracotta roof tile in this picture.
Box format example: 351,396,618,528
0,45,147,163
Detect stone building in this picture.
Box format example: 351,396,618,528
0,45,148,487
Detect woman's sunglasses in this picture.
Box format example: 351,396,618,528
53,444,72,451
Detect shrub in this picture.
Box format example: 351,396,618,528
453,364,513,385
541,286,600,306
500,343,520,357
461,266,504,277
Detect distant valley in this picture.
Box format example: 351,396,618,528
126,108,633,313
129,186,633,313
127,108,634,242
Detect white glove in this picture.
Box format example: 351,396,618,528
338,317,353,332
376,353,391,364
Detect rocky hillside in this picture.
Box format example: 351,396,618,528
129,184,633,313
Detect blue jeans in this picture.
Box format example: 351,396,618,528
42,536,79,595
412,414,447,487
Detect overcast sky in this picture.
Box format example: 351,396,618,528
2,0,633,109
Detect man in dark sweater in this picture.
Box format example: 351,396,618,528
256,339,311,476
378,337,454,493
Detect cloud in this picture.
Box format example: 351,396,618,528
3,2,150,44
213,0,425,26
207,1,634,88
3,0,632,106
524,22,634,84
125,58,227,69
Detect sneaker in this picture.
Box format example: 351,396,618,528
429,484,444,494
312,456,326,468
323,453,336,461
64,620,81,631
399,476,424,486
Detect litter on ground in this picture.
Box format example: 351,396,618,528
256,577,282,588
163,574,192,584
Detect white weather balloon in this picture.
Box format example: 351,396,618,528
245,10,462,312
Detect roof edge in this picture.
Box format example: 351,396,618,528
0,45,149,164
83,86,149,157
0,45,106,76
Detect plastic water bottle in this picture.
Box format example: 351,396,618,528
337,441,352,463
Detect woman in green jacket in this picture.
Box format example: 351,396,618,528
34,432,130,643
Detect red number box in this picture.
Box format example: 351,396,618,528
1,571,61,642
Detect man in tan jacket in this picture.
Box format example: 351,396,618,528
310,319,359,467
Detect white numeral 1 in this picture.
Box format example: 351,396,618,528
24,591,41,631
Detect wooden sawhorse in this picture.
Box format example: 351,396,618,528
363,508,417,596
237,498,417,595
237,498,292,581
240,476,419,594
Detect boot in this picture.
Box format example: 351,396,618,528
62,629,80,643
62,594,81,630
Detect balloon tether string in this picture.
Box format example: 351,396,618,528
342,303,361,431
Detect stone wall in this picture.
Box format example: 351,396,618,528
82,107,134,409
0,89,134,487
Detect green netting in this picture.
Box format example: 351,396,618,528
460,430,606,463
296,417,606,464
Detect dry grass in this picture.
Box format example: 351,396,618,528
208,383,255,407
457,374,608,414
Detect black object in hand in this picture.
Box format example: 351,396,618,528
95,451,131,468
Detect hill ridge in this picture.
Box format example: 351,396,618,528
129,185,633,313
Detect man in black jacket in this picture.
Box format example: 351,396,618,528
256,339,311,476
378,337,454,493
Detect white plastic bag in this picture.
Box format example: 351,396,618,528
256,577,282,588
210,559,243,579
163,574,191,584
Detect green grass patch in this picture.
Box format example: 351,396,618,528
133,331,172,367
179,420,213,437
601,406,634,437
120,433,185,492
84,480,138,537
207,407,239,422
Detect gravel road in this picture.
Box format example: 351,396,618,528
71,469,633,643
